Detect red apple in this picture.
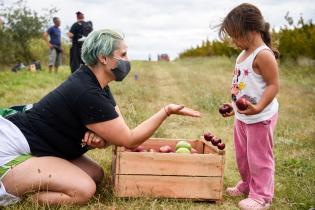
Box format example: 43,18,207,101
236,96,248,111
204,132,214,141
191,148,198,154
159,145,172,153
219,104,233,114
217,142,225,150
211,138,221,146
132,145,145,152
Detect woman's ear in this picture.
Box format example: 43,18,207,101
98,56,107,65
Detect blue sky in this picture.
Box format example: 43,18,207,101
4,0,315,60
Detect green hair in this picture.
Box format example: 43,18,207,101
81,29,124,66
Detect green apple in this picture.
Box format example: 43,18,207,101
176,147,191,154
176,140,192,151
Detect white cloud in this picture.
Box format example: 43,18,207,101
4,0,315,60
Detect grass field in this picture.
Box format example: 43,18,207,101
0,57,314,210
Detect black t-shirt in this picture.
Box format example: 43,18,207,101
6,65,118,160
70,21,92,46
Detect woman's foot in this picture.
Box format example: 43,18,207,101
238,198,270,210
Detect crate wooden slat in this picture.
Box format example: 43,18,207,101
115,175,222,199
112,138,225,201
117,152,223,176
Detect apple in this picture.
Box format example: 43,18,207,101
176,147,191,154
148,148,157,153
236,96,248,111
132,145,145,152
211,138,221,146
219,104,233,114
204,132,214,141
191,148,198,154
159,145,172,153
176,140,191,151
217,142,225,150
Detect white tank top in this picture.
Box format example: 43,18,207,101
231,45,279,124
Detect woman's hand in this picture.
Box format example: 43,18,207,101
81,130,109,149
238,102,262,115
165,104,201,117
221,103,235,117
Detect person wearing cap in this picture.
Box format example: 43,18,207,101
43,17,62,73
67,11,93,73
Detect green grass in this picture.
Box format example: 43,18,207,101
1,57,314,210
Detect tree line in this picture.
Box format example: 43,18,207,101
179,13,315,61
0,0,70,69
0,1,314,68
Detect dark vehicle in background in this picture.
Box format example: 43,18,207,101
158,53,170,61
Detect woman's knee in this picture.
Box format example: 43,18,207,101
70,177,96,204
71,155,104,184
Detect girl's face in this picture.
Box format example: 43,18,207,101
231,35,250,50
230,31,259,50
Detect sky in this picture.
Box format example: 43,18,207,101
3,0,315,60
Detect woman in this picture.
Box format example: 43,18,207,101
0,29,201,206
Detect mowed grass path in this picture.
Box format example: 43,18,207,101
0,57,314,210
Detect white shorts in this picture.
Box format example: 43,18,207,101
0,116,31,206
0,181,21,206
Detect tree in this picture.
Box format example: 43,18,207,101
0,0,57,65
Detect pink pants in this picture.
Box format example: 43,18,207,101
234,113,278,203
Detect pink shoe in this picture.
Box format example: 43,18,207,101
226,186,245,197
238,198,270,210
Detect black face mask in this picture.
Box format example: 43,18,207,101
111,59,131,81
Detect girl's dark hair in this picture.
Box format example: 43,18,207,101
219,3,279,58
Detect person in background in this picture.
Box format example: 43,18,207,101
43,17,62,73
67,11,93,73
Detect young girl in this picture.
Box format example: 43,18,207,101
219,3,279,210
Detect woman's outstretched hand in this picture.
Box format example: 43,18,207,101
165,104,201,117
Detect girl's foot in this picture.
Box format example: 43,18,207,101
226,186,245,197
238,198,270,210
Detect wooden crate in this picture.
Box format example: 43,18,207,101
111,138,225,202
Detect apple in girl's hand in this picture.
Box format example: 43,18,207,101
159,145,172,153
236,96,248,111
132,145,145,152
217,142,225,150
211,138,221,146
204,132,214,141
219,104,233,114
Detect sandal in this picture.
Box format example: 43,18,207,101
238,198,270,210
